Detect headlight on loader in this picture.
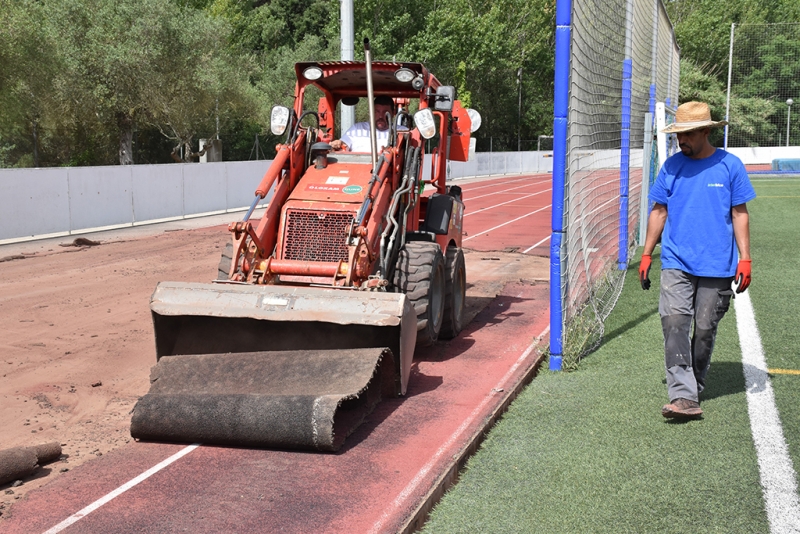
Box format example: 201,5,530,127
414,109,436,139
270,106,291,136
467,108,482,132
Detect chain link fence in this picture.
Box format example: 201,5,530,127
725,23,800,148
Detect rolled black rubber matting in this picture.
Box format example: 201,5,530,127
0,442,61,485
130,348,395,452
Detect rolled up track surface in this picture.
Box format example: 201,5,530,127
0,448,38,486
0,442,61,486
30,441,62,464
130,348,395,451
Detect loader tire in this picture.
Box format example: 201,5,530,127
394,242,446,347
440,246,466,339
217,242,233,280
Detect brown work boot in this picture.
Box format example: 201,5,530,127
661,398,703,419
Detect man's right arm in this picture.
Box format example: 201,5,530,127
643,203,667,256
331,124,358,151
639,203,667,290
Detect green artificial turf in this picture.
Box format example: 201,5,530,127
747,177,800,498
422,254,770,533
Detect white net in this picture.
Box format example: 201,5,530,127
556,0,679,368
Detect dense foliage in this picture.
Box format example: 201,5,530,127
666,0,800,146
1,0,797,167
0,0,553,166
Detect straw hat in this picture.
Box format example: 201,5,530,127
661,101,727,133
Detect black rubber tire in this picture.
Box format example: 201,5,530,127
394,242,446,347
439,246,466,339
217,242,233,280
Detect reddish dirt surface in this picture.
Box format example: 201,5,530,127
0,173,551,529
0,226,229,513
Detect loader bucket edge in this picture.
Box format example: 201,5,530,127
130,348,394,451
150,281,416,395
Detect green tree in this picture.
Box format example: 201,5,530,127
0,0,62,166
48,0,256,165
399,0,555,150
667,0,768,74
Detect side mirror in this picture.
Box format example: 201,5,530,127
414,109,437,139
467,109,482,132
270,106,291,136
434,86,456,112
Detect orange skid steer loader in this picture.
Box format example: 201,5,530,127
130,42,481,451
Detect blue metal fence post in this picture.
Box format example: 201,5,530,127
618,0,634,270
549,0,571,371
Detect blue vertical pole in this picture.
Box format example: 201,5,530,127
650,0,658,115
649,85,656,115
619,0,633,270
549,0,571,371
619,58,632,270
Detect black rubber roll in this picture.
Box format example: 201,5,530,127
130,348,395,452
0,448,37,486
0,442,61,485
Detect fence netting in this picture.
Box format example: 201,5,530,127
726,23,800,148
554,0,679,368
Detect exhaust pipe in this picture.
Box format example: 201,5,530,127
364,38,378,168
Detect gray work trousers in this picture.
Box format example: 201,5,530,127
659,269,734,402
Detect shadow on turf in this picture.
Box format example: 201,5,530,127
657,360,747,425
704,361,748,402
596,305,659,351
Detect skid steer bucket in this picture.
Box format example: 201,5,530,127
130,282,416,451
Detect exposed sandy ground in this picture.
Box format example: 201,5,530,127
0,219,547,519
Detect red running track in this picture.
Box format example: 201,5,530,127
3,173,552,534
459,173,553,256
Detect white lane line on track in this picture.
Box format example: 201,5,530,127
466,179,551,201
464,205,551,242
42,444,200,534
522,235,551,254
459,175,534,192
465,188,552,217
368,326,550,534
734,292,800,534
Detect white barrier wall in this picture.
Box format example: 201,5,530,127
726,146,800,165
0,153,551,244
421,151,554,182
0,160,272,243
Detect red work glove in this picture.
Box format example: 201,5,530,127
735,259,751,293
639,254,652,290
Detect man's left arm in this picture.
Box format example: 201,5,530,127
732,203,751,292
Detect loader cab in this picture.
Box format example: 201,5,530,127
269,61,479,186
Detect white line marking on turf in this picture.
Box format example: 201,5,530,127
734,292,800,534
368,326,550,534
42,444,200,534
523,235,551,254
464,205,551,242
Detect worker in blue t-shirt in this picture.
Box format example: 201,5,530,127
639,101,756,419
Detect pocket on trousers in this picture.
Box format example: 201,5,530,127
716,289,734,316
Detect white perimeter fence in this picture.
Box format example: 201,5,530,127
0,151,554,244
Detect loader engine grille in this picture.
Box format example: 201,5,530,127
282,209,354,262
